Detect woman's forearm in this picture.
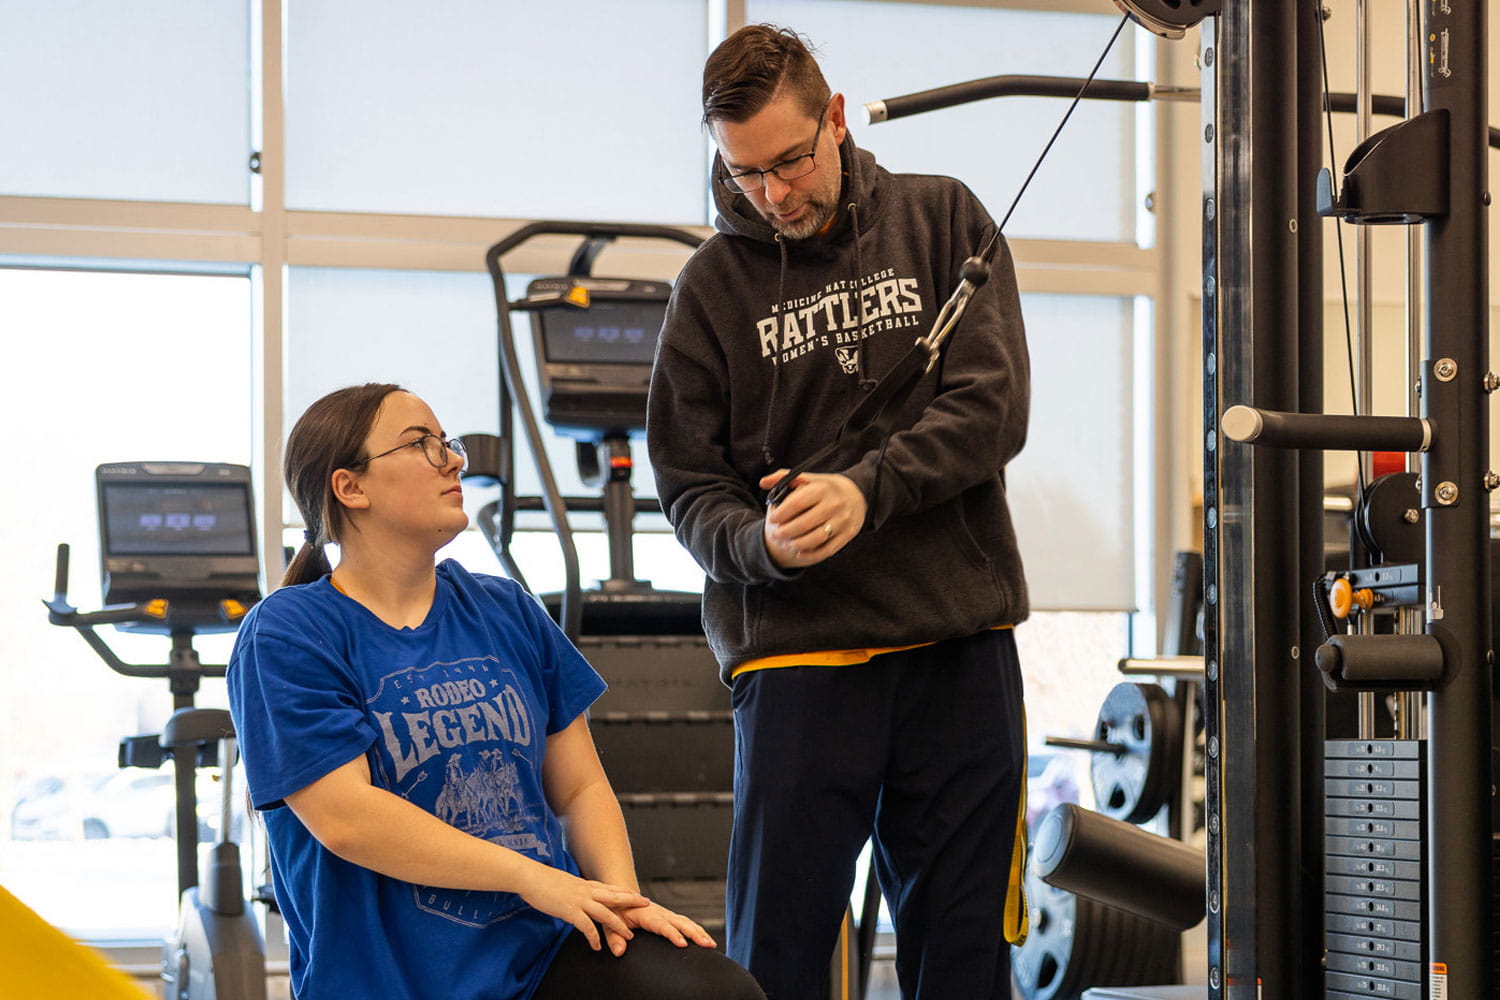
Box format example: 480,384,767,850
287,755,549,894
555,777,640,892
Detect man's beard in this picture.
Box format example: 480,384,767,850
764,195,837,240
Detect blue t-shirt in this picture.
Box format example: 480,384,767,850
227,559,606,1000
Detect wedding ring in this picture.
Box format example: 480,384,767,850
822,522,833,541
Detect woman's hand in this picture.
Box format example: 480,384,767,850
516,863,649,954
603,899,718,955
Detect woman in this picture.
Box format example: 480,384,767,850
228,383,763,1000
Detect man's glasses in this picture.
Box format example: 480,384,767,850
719,101,830,194
360,434,467,472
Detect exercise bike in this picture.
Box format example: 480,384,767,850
43,461,268,1000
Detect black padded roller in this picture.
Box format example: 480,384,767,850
1314,633,1444,689
1032,803,1205,932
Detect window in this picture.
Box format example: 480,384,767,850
748,0,1144,242
0,267,253,940
0,3,251,204
1009,293,1142,611
284,0,709,222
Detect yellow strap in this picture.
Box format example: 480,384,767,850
731,641,933,678
729,624,1015,679
1004,708,1030,946
0,884,154,999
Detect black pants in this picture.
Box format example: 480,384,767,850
532,930,765,1000
727,629,1026,1000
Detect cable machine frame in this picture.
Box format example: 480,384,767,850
865,2,1494,996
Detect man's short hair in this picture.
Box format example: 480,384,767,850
702,24,832,126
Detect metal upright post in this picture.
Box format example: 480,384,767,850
1354,0,1375,492
1202,1,1307,996
1405,0,1424,442
1419,3,1494,996
1294,4,1328,998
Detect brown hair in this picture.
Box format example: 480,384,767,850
701,24,830,126
281,383,403,587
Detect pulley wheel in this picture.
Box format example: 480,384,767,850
1357,471,1423,565
1114,0,1218,40
1090,682,1181,825
1012,852,1095,1000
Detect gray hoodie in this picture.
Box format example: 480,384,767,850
647,133,1031,677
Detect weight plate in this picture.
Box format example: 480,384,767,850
1011,844,1183,1000
1090,682,1181,825
1012,853,1089,1000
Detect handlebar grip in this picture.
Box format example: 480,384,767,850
54,543,70,602
88,604,162,627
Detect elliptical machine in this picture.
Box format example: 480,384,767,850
44,461,267,1000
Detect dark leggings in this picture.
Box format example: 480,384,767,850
532,930,765,1000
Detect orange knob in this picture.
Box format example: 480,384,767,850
1329,578,1353,619
1328,578,1376,619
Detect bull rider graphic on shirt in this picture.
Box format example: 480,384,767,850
366,655,553,927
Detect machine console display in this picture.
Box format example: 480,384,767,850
525,277,669,437
541,301,661,366
96,462,262,612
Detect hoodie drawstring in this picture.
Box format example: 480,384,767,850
761,233,791,467
849,201,876,392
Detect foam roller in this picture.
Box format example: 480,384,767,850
1032,803,1205,931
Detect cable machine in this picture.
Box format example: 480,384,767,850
864,1,1495,997
1207,3,1492,997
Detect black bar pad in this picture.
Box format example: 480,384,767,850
1314,633,1445,687
1032,803,1205,931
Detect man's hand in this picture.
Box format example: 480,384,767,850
760,470,867,568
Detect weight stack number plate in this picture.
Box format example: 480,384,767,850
1324,739,1427,1000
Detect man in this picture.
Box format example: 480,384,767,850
646,24,1031,1000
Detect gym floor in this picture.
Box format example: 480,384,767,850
856,920,1207,999
866,965,902,999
